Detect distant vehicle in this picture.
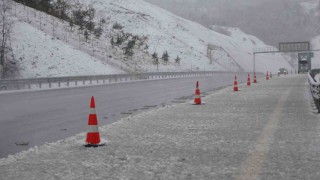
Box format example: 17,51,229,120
278,68,288,76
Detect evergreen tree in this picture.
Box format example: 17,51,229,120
152,52,159,70
175,55,181,64
123,40,136,58
161,51,169,64
152,52,159,63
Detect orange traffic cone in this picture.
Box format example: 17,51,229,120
234,76,239,91
85,96,105,147
266,71,269,80
253,72,257,83
247,74,251,86
193,81,202,105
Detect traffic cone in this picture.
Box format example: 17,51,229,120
84,96,105,147
253,72,257,83
234,76,239,91
193,81,202,105
247,74,251,86
266,71,269,80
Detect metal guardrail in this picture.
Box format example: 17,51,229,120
308,71,320,112
0,71,242,91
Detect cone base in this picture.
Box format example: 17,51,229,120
192,103,205,105
84,143,106,148
192,101,206,105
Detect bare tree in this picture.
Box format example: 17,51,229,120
0,0,13,78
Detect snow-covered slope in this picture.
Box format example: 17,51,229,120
9,0,293,78
210,26,293,72
74,0,292,73
11,19,123,78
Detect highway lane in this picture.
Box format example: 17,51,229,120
0,73,249,158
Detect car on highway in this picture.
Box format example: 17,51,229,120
278,68,288,76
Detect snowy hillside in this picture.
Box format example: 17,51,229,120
75,0,293,72
210,26,293,72
11,19,123,78
9,0,293,78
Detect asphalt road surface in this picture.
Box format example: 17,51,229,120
0,73,249,158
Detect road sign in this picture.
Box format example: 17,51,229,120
298,52,313,73
298,52,314,60
279,42,310,52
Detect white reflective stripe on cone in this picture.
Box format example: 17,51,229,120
195,95,201,98
89,108,96,115
87,125,99,133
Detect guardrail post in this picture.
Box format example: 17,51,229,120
39,82,42,89
90,79,92,84
83,80,85,85
49,82,52,88
58,82,61,87
103,79,105,83
97,79,99,84
75,81,78,86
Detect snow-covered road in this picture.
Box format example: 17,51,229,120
1,74,318,179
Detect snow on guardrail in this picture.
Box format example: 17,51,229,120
308,71,320,112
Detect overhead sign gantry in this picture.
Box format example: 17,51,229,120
253,41,318,74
